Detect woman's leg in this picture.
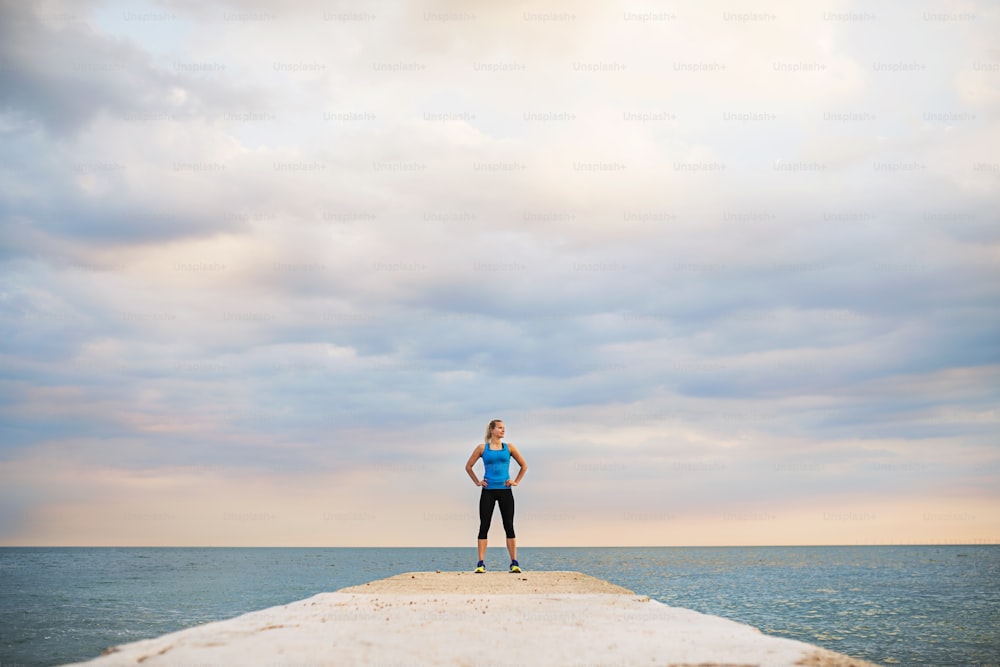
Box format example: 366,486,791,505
498,490,516,561
478,489,495,560
506,536,517,562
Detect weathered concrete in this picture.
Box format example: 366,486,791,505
65,571,881,666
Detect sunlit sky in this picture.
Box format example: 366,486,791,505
1,0,998,547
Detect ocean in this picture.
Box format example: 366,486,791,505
0,546,997,666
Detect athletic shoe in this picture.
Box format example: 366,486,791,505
509,560,521,573
474,561,485,573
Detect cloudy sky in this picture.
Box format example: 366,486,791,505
1,0,997,547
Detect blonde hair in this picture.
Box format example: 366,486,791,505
485,419,503,443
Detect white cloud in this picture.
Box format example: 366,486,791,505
1,0,997,545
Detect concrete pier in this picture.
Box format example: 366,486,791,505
65,571,881,666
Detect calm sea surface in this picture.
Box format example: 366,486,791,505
1,546,997,666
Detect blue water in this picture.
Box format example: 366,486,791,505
1,546,997,666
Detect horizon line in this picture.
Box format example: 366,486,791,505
2,543,997,548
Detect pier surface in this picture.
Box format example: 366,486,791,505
66,571,880,666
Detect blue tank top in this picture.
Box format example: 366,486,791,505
482,441,511,490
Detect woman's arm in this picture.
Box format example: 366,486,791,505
465,444,487,486
507,443,527,486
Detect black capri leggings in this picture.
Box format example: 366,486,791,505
478,488,515,539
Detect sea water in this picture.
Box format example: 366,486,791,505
0,546,997,666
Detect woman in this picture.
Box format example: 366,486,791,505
465,419,528,573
